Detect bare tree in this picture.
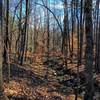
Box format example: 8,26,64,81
0,1,9,99
3,0,9,65
20,0,29,65
95,0,100,73
0,0,3,97
63,0,68,67
84,0,94,99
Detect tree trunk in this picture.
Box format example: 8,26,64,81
95,0,100,73
0,0,3,95
84,0,94,99
3,0,9,64
20,0,29,65
0,1,9,99
63,0,68,67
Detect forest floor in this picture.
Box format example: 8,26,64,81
2,53,100,100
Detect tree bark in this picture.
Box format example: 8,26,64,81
3,0,9,64
84,0,94,99
0,1,9,99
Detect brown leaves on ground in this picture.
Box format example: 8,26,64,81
4,80,23,97
66,94,82,100
3,79,67,100
4,80,83,100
